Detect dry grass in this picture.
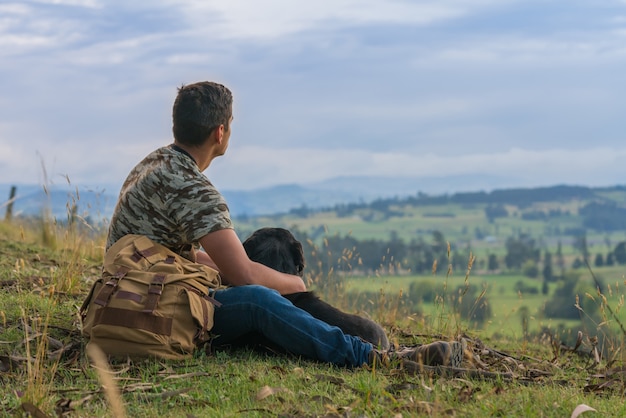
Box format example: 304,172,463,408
2,218,626,416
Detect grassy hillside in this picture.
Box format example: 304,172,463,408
232,188,626,306
2,219,626,417
231,185,626,352
236,201,622,256
234,185,626,253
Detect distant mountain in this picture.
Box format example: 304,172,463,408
223,174,525,217
1,182,373,219
0,183,116,221
3,178,422,219
222,183,374,217
306,173,521,197
1,175,620,220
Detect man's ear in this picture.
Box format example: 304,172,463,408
216,124,225,143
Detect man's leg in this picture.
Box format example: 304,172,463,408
210,285,373,367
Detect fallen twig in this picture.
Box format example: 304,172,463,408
400,360,517,381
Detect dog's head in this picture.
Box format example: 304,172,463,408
242,227,305,277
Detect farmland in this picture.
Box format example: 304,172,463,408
2,184,626,416
234,185,626,354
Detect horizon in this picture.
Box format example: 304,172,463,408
2,179,624,221
2,1,626,193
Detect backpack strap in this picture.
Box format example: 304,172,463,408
139,253,176,313
131,246,159,262
142,274,166,313
93,307,173,336
131,235,169,265
93,266,130,307
195,297,210,342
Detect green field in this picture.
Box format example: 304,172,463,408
3,190,626,417
236,194,626,357
333,265,626,345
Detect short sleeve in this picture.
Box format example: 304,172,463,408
169,176,234,243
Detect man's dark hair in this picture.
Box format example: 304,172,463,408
172,81,233,146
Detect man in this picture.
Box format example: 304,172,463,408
106,81,462,368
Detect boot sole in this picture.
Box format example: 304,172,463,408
448,340,464,368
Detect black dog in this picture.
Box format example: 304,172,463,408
243,227,390,350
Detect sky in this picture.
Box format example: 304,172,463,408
2,0,626,196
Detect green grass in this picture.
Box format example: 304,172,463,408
3,219,626,417
8,346,626,417
342,267,626,341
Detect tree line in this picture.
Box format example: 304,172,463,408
266,227,624,277
286,185,626,234
323,185,604,214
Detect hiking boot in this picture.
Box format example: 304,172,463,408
408,340,464,368
369,340,464,368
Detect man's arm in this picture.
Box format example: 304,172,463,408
199,228,306,294
195,250,219,271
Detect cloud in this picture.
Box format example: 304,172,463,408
0,133,158,188
1,0,626,197
171,0,483,40
0,2,90,54
209,145,626,190
32,0,100,6
422,35,626,68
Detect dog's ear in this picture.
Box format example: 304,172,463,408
290,238,305,276
275,228,305,276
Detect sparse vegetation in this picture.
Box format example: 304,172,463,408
2,184,626,416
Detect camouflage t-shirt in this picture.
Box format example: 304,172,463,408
106,145,233,256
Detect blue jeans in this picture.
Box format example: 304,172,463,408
210,285,373,367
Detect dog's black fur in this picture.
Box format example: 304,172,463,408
243,227,390,350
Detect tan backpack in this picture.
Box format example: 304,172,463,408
80,234,221,360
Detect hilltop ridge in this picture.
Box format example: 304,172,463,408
1,179,624,220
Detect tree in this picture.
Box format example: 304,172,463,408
386,231,407,269
408,280,437,304
542,251,554,282
521,260,539,278
484,204,508,223
451,284,492,327
594,253,604,267
556,240,565,276
606,252,615,266
451,250,468,274
431,230,448,265
487,254,499,271
580,201,626,231
519,306,530,339
572,257,584,269
573,233,589,262
407,237,433,274
504,234,539,270
514,280,538,294
614,242,626,265
544,271,581,319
